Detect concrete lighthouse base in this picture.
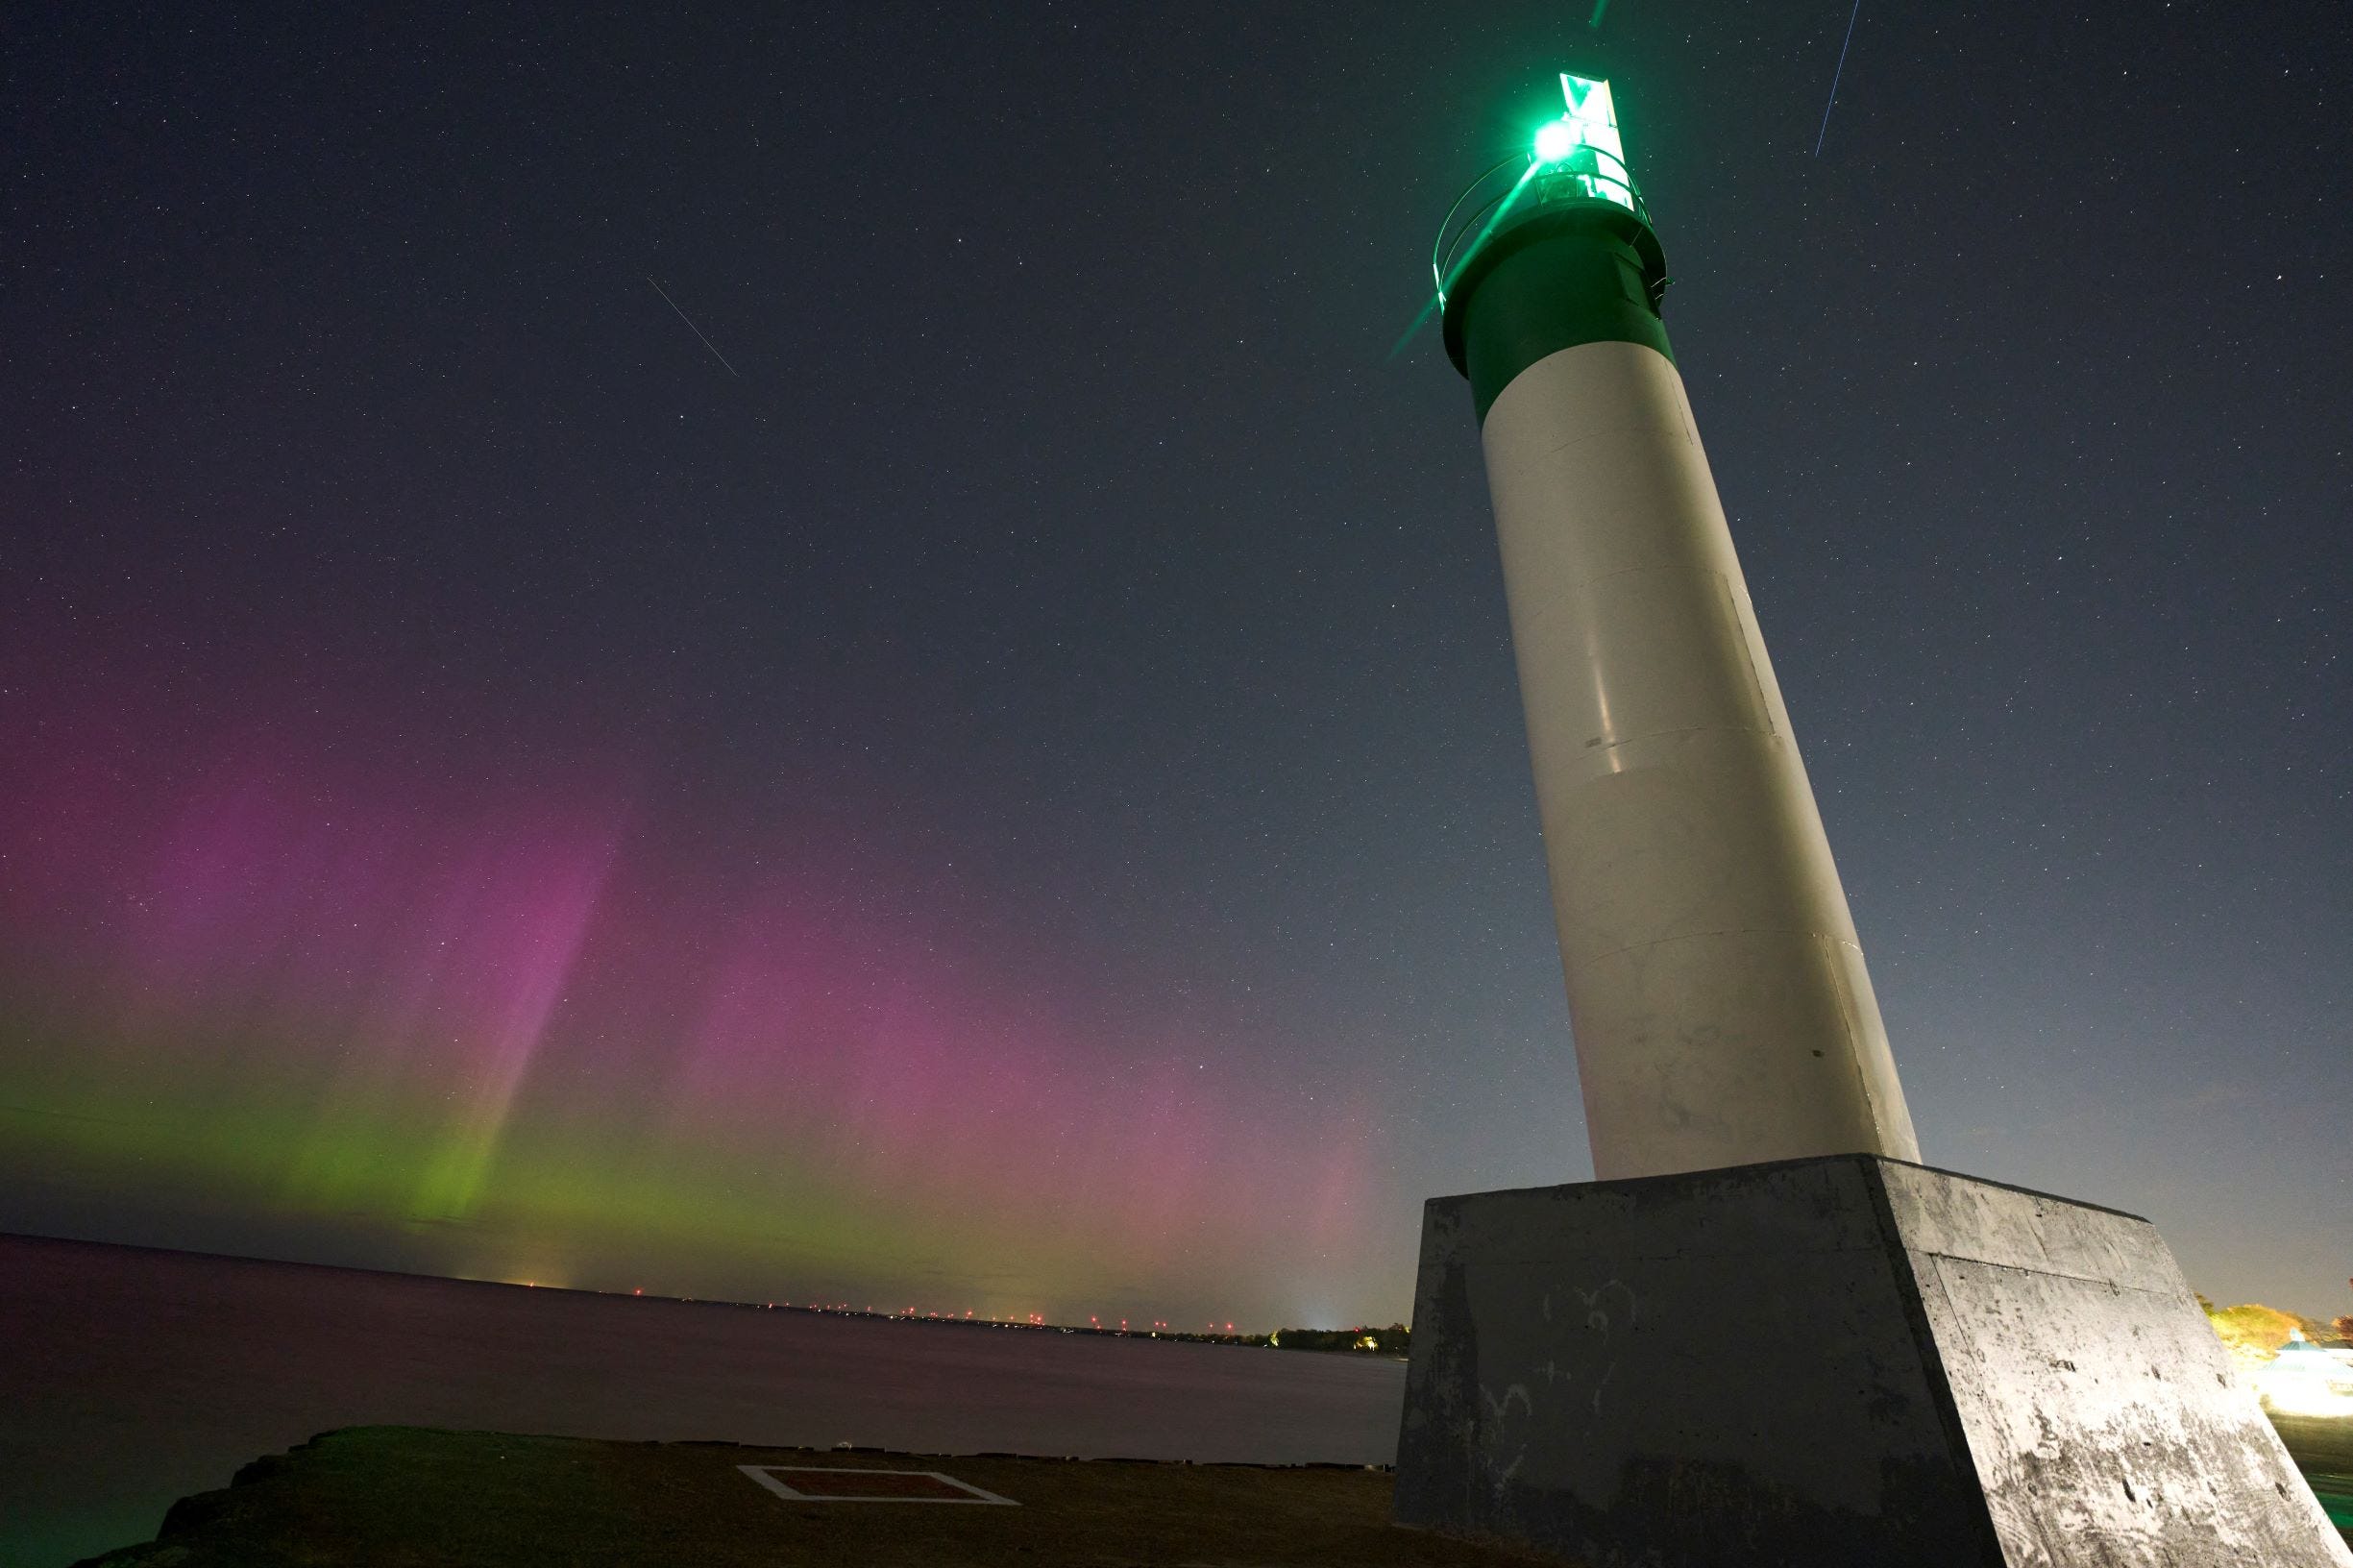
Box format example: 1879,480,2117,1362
1393,1155,2349,1567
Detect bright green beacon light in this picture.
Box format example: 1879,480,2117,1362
1430,71,1663,395
1539,73,1635,211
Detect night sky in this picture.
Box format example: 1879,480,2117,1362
4,3,2346,1333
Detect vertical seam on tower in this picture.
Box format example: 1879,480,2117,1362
1822,932,1883,1147
1711,573,1779,738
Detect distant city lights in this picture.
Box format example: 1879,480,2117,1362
480,1274,1305,1342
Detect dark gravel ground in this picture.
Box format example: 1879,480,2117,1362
74,1416,2353,1565
70,1427,1551,1568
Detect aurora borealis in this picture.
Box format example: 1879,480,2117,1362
0,664,1376,1323
5,3,2349,1331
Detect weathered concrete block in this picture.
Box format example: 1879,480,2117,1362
1393,1155,2348,1566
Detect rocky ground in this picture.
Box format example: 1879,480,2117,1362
76,1416,2351,1566
71,1427,1549,1567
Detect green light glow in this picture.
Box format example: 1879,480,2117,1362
1538,73,1638,214
1432,160,1542,310
1410,70,1652,350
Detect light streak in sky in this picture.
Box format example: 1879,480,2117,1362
1814,0,1865,157
1388,159,1541,360
408,837,614,1223
646,274,741,377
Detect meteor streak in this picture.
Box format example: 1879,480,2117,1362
1813,0,1864,157
646,275,740,377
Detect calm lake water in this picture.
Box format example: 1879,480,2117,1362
0,1233,1407,1568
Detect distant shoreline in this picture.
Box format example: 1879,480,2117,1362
0,1229,1408,1357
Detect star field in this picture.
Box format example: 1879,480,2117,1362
2,2,2346,1327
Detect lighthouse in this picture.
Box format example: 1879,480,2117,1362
1440,74,1915,1181
1392,75,2351,1568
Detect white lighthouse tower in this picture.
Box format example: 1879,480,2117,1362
1392,74,2351,1568
1439,74,1917,1181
